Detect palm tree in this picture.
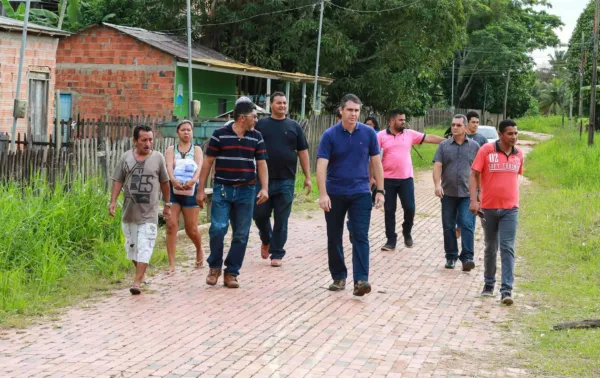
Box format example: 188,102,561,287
539,78,566,115
547,50,568,79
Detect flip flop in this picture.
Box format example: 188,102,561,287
129,285,141,295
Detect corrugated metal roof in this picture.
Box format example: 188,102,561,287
102,23,333,85
0,15,70,36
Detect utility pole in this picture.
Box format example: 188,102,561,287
579,31,585,123
10,0,31,152
312,0,325,113
186,0,194,119
57,0,67,30
589,0,600,146
482,81,487,119
451,59,455,110
503,68,511,120
569,93,574,129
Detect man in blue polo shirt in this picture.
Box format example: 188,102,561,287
197,101,269,289
316,94,385,297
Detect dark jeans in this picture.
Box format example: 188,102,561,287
383,178,415,246
482,208,519,294
441,195,475,262
208,183,256,276
325,193,372,282
346,185,376,235
253,179,295,259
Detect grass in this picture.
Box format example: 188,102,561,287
515,115,574,134
514,127,600,376
0,177,167,327
412,126,446,172
293,174,319,212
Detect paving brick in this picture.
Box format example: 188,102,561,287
0,171,527,377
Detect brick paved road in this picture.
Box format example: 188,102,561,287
0,172,527,378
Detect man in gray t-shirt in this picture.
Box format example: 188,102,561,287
110,125,171,295
433,114,480,272
465,111,488,146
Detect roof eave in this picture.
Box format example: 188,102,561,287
0,25,71,37
178,58,334,85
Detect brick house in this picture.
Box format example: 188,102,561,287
55,23,333,120
0,16,69,140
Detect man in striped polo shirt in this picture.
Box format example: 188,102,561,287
197,101,269,288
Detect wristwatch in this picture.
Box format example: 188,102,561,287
376,189,385,195
164,202,172,207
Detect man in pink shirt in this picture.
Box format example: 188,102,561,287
378,109,445,251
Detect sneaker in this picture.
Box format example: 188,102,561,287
404,234,413,248
271,259,282,267
481,284,494,297
206,268,222,286
328,279,346,291
461,260,475,272
444,259,456,269
381,241,396,251
353,280,372,297
223,273,240,288
261,244,270,259
501,292,514,305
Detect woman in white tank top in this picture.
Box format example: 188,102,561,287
164,120,204,274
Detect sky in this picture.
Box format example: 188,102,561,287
532,0,590,67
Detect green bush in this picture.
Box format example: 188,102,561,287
0,177,129,321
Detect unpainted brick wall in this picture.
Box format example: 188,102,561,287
55,25,176,118
0,32,59,136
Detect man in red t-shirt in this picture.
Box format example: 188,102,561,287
469,119,523,306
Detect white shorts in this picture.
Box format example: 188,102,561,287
121,223,158,264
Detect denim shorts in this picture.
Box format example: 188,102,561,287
170,183,199,208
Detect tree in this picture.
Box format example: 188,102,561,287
539,78,567,115
446,0,561,115
114,0,467,115
548,50,567,75
1,0,82,31
566,0,598,128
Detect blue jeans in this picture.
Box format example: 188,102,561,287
482,208,519,293
441,196,475,262
208,183,256,276
384,178,415,245
253,179,295,260
325,193,372,282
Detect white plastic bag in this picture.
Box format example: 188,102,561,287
173,158,198,196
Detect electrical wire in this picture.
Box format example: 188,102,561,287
149,1,320,33
326,0,420,13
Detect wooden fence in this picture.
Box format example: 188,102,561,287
0,108,503,188
0,136,176,190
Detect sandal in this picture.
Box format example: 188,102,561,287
129,285,141,295
195,260,205,269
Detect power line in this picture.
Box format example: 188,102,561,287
150,2,320,33
326,0,420,13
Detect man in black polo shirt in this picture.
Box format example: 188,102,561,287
254,92,311,267
197,102,269,288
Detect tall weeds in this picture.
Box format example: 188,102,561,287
0,176,128,320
